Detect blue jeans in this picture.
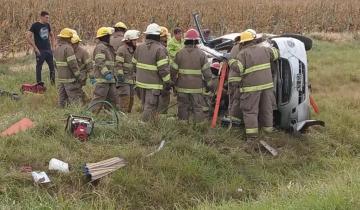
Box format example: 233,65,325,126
36,50,55,84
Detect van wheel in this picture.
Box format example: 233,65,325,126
278,34,313,51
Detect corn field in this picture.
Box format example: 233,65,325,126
1,0,360,57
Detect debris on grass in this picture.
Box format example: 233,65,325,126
31,171,50,184
0,118,34,137
146,140,166,157
49,158,69,173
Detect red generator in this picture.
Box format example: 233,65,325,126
21,82,46,94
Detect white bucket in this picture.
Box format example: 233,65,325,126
49,158,69,173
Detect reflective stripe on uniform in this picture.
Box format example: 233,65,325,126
125,79,135,84
136,81,163,90
101,66,110,75
162,74,170,82
228,59,237,66
124,63,133,68
58,78,76,83
263,127,273,133
202,106,209,112
137,63,157,71
271,47,279,61
132,57,137,64
105,61,115,66
246,128,259,134
95,53,106,60
116,56,125,63
157,58,168,67
176,87,203,94
56,61,68,67
228,76,242,83
179,69,202,75
171,62,179,70
240,82,273,93
243,63,270,75
238,62,245,73
66,55,77,62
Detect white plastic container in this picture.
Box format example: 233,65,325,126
48,158,69,173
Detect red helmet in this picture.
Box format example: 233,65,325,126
184,29,200,40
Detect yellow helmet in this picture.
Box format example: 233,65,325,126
71,34,82,44
96,27,114,38
58,28,76,38
239,30,257,43
114,22,128,30
160,26,170,38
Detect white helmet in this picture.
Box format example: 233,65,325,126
144,23,161,35
122,30,141,41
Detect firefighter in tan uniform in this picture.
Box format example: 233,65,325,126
158,26,171,114
230,30,279,141
71,34,93,87
228,29,265,124
228,40,243,123
88,27,122,112
171,29,212,122
53,28,85,108
115,30,140,113
133,23,172,122
110,22,127,51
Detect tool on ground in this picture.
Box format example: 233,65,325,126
65,115,94,142
0,89,20,100
211,62,228,128
259,140,278,156
49,158,69,173
1,118,34,137
83,157,127,182
21,82,46,94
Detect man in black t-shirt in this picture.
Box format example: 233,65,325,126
26,11,56,85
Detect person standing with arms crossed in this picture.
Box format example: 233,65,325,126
26,11,56,85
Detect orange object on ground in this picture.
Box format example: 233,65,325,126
309,95,319,114
211,62,228,128
1,118,34,137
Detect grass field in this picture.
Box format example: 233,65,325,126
0,40,359,209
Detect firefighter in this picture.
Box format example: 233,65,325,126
158,26,172,114
229,30,279,142
71,34,93,87
227,38,243,124
171,29,212,122
115,29,140,113
53,28,85,108
110,22,128,51
228,29,261,124
133,23,172,122
88,27,121,112
167,27,184,61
